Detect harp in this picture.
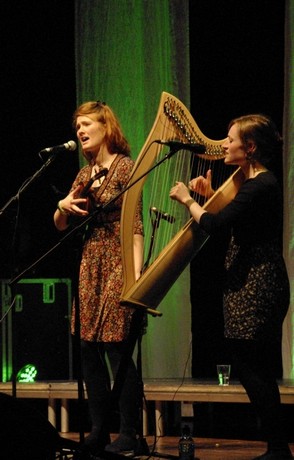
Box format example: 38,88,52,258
120,92,244,313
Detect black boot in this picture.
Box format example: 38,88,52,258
83,394,111,456
105,432,139,454
80,341,111,456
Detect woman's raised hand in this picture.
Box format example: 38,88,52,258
188,169,214,198
60,185,89,216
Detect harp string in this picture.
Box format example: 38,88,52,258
143,146,194,268
142,149,232,269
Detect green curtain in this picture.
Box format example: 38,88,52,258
74,0,191,378
74,0,294,380
282,0,294,379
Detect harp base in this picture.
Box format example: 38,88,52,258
120,299,162,317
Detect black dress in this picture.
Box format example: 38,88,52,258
198,171,291,451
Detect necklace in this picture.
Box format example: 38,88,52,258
92,164,105,187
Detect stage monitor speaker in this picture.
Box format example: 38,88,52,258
1,278,73,381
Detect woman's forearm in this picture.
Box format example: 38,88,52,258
183,197,207,224
133,233,144,280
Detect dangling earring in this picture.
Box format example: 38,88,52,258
246,151,255,164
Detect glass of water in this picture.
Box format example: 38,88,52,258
217,364,231,386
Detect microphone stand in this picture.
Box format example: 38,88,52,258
9,142,181,303
142,208,165,274
7,142,183,458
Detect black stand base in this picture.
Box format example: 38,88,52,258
56,436,150,460
57,436,203,460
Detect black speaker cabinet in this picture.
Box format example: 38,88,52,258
1,278,73,381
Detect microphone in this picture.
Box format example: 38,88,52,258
155,139,206,154
39,140,77,154
150,206,176,224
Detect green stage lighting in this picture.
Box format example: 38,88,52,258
16,364,38,383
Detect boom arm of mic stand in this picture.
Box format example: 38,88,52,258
0,153,59,217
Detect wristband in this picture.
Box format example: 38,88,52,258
57,201,70,216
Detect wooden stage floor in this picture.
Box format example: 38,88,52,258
59,433,294,460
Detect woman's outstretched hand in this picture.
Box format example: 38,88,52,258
169,180,207,223
169,181,191,205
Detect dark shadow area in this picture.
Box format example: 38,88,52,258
0,1,78,280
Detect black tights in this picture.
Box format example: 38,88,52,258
226,338,288,450
81,340,140,439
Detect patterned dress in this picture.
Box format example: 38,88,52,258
199,171,290,341
70,155,143,342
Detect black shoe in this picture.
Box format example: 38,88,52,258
84,429,111,456
253,448,293,460
105,434,139,455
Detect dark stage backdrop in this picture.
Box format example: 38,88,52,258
0,1,78,281
188,0,286,378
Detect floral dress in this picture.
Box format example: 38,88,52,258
70,155,143,342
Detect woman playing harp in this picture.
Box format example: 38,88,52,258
170,114,292,460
